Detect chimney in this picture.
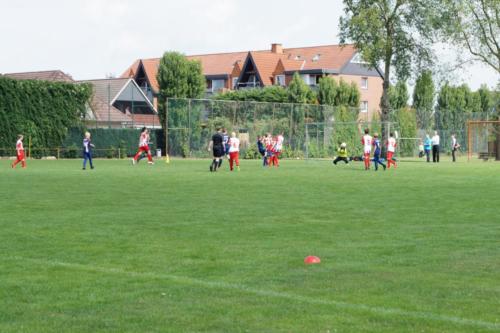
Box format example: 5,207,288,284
271,43,283,54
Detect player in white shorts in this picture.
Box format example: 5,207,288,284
361,128,372,170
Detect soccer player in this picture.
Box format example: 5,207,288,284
257,136,266,166
11,134,26,169
219,128,229,168
361,128,372,170
208,127,224,172
372,133,386,171
132,127,154,165
273,132,284,166
387,132,397,169
431,131,440,163
267,136,278,167
228,132,240,171
333,142,349,165
451,133,460,162
82,131,95,170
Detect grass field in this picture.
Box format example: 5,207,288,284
0,158,499,333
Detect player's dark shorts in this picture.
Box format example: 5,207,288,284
213,146,224,158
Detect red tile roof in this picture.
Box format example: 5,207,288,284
121,44,358,90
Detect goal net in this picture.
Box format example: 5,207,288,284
467,121,500,161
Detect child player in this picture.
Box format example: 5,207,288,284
132,127,154,165
82,131,95,170
228,131,240,171
333,142,349,165
273,132,284,167
372,133,386,171
361,128,373,170
11,134,26,169
387,132,397,169
257,136,266,166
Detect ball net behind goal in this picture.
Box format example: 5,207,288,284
467,121,500,161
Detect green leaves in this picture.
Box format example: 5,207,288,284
0,77,91,150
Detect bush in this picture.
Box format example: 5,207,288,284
64,144,79,159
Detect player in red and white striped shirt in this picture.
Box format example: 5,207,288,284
361,128,372,170
12,134,26,169
228,132,240,171
386,132,397,169
132,127,153,165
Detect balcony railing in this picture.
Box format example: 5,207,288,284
237,82,261,89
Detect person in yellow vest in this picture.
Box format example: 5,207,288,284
333,142,349,165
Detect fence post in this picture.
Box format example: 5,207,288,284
118,148,121,159
57,148,60,160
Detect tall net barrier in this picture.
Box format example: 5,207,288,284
467,121,500,161
165,98,363,159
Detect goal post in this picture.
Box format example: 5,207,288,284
467,120,500,161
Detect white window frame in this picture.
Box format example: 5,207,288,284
361,77,368,90
275,75,286,86
360,101,368,113
300,74,310,85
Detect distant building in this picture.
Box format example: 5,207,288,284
3,70,75,82
122,43,384,119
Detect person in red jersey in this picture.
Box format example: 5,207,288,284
12,134,26,169
386,132,397,169
361,128,373,170
132,127,154,165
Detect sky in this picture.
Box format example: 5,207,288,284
0,0,498,90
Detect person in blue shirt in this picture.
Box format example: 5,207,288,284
82,131,95,170
257,136,267,166
372,133,386,171
424,134,432,163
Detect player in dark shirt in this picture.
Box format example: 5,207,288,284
208,128,224,172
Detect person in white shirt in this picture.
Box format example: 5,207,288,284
431,131,440,163
451,133,460,162
361,128,373,170
228,132,240,171
387,132,397,169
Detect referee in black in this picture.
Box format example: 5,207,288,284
208,127,224,172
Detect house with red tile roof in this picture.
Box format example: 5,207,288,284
122,43,384,119
3,70,75,82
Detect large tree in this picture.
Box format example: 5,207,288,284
442,0,499,74
412,70,435,129
156,51,206,155
339,0,442,140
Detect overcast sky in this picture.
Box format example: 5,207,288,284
0,0,498,90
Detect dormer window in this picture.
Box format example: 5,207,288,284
312,54,321,62
294,55,301,60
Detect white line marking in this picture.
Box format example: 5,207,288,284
4,256,500,331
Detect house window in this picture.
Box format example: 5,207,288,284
360,101,368,113
212,79,225,92
361,77,368,89
232,77,238,89
275,75,286,86
309,75,320,86
300,74,310,85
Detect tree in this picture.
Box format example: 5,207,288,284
388,81,409,110
412,70,435,129
318,76,338,106
442,0,500,74
287,72,311,104
477,84,494,113
339,0,442,140
156,51,206,156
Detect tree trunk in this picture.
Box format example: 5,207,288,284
380,54,392,154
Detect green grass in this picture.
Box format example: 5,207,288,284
0,158,499,333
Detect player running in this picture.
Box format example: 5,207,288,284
361,128,373,170
132,127,154,165
273,132,284,167
11,134,26,169
228,131,240,171
372,133,386,171
387,132,397,169
82,131,95,170
208,128,224,172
